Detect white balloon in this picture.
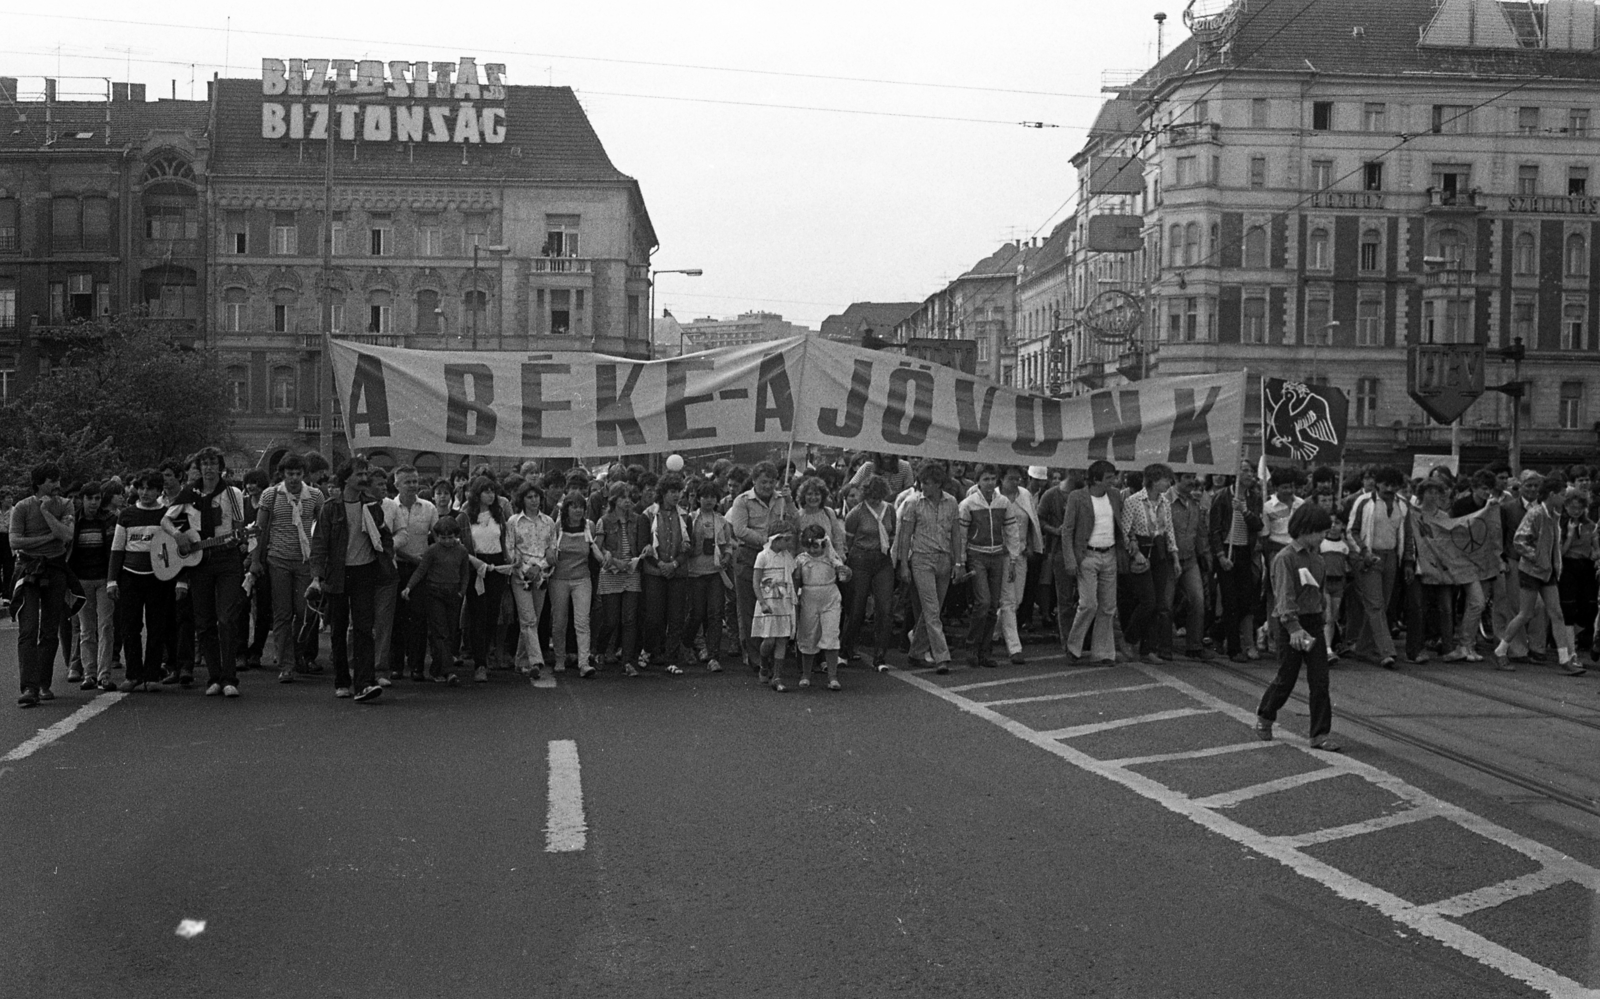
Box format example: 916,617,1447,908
665,454,684,472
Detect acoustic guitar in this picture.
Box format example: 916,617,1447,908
151,525,258,582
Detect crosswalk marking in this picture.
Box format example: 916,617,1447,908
544,739,587,853
983,682,1166,708
944,670,1107,694
2,692,127,763
893,662,1600,998
1037,707,1213,740
1191,767,1344,809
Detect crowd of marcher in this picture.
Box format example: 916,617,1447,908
6,450,1598,743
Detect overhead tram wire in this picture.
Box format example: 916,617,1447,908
0,10,1114,102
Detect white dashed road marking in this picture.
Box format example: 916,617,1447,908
2,692,126,763
544,739,587,853
894,662,1600,998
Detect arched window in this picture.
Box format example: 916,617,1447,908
1359,229,1382,272
1567,232,1588,276
269,366,297,413
413,451,443,481
1169,224,1182,268
1433,227,1465,266
1208,222,1219,261
1244,227,1267,268
226,365,249,413
1184,222,1200,266
1514,232,1536,275
415,289,440,333
464,289,488,329
367,290,393,334
1308,227,1331,270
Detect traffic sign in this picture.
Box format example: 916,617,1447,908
1407,343,1485,424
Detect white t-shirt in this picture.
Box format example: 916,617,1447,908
1089,493,1115,548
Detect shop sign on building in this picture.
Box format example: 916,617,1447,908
1406,343,1485,424
259,57,508,143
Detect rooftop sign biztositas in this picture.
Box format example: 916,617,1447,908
259,58,508,144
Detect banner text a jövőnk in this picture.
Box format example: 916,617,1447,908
330,336,1245,472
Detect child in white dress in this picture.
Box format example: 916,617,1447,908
751,519,798,690
794,524,851,690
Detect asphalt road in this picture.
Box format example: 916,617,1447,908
3,626,1598,998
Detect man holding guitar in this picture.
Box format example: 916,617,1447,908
160,447,249,699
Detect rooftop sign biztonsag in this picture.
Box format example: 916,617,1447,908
259,57,508,144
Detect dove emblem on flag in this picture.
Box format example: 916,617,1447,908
1265,381,1341,461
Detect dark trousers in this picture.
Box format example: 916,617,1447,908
641,572,686,663
733,547,760,662
394,558,428,675
118,571,171,684
1216,554,1254,655
0,532,12,601
682,573,723,661
1051,548,1078,647
1018,552,1043,629
1407,581,1455,660
329,562,378,690
190,550,245,686
1124,549,1176,655
966,550,1007,663
843,549,895,662
597,590,640,663
1257,615,1332,739
424,586,460,677
234,568,271,661
464,555,508,669
15,562,68,692
163,587,195,675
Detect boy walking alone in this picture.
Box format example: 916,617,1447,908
1256,504,1341,752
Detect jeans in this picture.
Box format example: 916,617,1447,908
1458,578,1488,650
597,590,640,663
190,549,245,686
1351,549,1399,661
15,561,68,692
965,550,1007,663
844,550,895,662
118,571,170,684
1257,615,1332,739
1068,548,1118,661
268,560,313,670
373,578,398,675
394,557,428,676
641,572,686,664
1050,548,1079,648
76,578,115,680
1176,561,1206,653
548,574,593,666
511,580,547,669
682,573,724,662
996,554,1028,656
423,586,460,678
465,556,508,669
329,561,379,690
1216,554,1254,655
908,552,954,664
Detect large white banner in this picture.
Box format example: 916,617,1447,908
330,336,1245,472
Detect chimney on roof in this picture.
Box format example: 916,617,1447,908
112,82,129,102
0,78,15,103
128,83,145,103
43,78,56,102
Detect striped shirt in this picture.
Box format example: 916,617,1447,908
111,503,168,576
259,483,324,564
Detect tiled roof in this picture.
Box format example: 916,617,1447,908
0,97,207,152
959,241,1028,280
1020,220,1073,283
818,301,920,339
207,78,632,182
1087,93,1144,140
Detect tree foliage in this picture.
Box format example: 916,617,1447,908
0,313,236,487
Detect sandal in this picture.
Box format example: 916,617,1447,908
665,664,684,675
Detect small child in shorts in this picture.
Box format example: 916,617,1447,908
751,519,798,690
794,524,852,691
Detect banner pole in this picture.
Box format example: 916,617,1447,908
783,337,810,483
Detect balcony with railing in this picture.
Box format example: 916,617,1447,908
298,414,345,435
1166,121,1222,147
299,333,409,350
1425,188,1486,213
140,237,204,260
1422,266,1477,288
531,257,593,274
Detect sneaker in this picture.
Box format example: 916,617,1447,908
473,666,488,683
797,678,811,689
223,685,240,698
17,689,39,708
934,664,950,675
1442,647,1469,663
1379,657,1397,670
278,670,295,683
205,683,223,696
771,680,789,693
707,659,722,673
37,688,54,701
1309,736,1343,753
578,663,596,679
623,662,640,677
79,676,98,691
1561,661,1588,677
1142,652,1163,665
1010,653,1028,665
376,676,392,687
1244,647,1261,661
1254,717,1273,741
97,677,116,691
334,687,353,698
875,661,890,673
447,674,462,687
353,685,383,703
828,679,843,691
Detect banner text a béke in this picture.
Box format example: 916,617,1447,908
330,336,1245,473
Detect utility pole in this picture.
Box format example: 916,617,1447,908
318,100,335,459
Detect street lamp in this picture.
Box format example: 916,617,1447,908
649,267,703,359
1307,320,1339,381
471,243,510,350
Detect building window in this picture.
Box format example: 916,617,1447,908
227,366,249,413
270,367,297,413
1175,156,1195,187
1514,232,1536,275
1357,296,1382,346
1518,106,1542,135
1433,227,1466,266
330,301,345,334
0,287,13,329
271,213,297,255
1359,230,1381,272
417,217,442,257
464,289,488,335
1518,165,1539,196
1184,222,1199,266
0,198,17,251
1355,377,1379,427
1251,98,1268,129
1564,301,1586,350
1432,164,1472,203
1570,108,1591,137
1363,162,1383,191
1308,227,1331,270
1560,382,1585,428
1569,166,1589,197
415,290,440,334
627,294,641,338
223,288,246,332
1567,233,1588,276
1168,224,1182,268
1363,103,1387,132
1311,160,1333,190
368,290,393,334
369,215,393,256
329,215,347,256
978,338,990,363
549,289,572,334
145,204,196,240
1244,227,1267,268
1312,101,1333,131
273,304,289,334
1305,295,1333,344
1168,297,1199,342
1424,299,1471,344
228,227,247,255
1249,156,1266,189
543,214,580,257
1432,105,1470,134
51,197,80,252
1512,298,1536,341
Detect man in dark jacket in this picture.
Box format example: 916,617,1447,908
1209,465,1263,661
309,458,397,703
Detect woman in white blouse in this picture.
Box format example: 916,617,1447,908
508,481,559,681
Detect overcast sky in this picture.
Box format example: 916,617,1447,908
6,0,1187,329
